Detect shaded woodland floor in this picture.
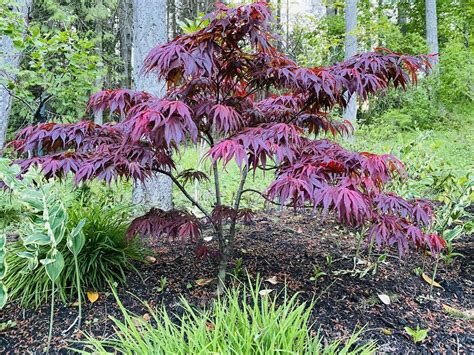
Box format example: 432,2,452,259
1,212,473,353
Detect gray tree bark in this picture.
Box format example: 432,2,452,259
94,0,104,125
326,0,337,16
119,0,133,88
132,0,173,211
397,0,408,35
425,0,439,66
343,0,358,129
0,0,32,152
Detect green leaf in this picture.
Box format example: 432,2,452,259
16,251,36,259
68,232,85,255
0,235,6,280
71,219,86,238
23,233,51,246
43,252,64,282
0,283,7,309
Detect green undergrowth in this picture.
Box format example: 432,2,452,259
79,280,376,354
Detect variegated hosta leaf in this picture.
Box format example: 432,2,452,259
0,283,7,309
67,219,86,255
42,251,65,282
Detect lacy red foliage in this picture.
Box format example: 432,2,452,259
126,209,201,241
8,2,443,256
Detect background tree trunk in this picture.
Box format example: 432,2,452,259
94,0,104,125
326,0,337,17
0,0,32,152
131,0,173,212
119,0,133,88
343,0,358,129
425,0,439,66
397,0,408,35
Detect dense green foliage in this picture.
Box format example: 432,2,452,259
289,0,473,129
0,161,144,307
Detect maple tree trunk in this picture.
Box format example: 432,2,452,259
425,0,439,66
0,0,32,153
343,0,358,130
131,0,173,212
216,166,248,295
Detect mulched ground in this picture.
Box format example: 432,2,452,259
1,211,473,353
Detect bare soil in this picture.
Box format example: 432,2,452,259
1,212,473,353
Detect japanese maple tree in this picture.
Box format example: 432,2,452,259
8,2,445,291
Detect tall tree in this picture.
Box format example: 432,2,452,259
425,0,439,65
398,0,408,35
119,0,133,88
94,0,105,125
131,0,173,211
0,0,32,152
343,0,358,127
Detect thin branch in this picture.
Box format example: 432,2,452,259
241,188,315,209
228,164,249,240
212,162,224,237
156,169,216,233
0,83,35,114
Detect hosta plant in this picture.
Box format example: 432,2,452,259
7,3,445,291
0,159,85,350
3,187,144,308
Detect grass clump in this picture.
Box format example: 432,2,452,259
81,280,376,354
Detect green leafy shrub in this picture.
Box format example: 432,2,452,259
81,280,376,354
5,200,144,307
1,158,145,307
379,109,416,131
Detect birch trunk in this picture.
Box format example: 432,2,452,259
425,0,439,66
132,0,173,212
0,0,32,152
343,0,358,130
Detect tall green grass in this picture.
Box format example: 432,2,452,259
80,281,376,354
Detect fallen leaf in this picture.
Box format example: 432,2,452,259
70,301,80,307
421,273,442,288
87,291,99,303
378,294,391,305
142,313,151,322
195,278,214,286
443,304,474,320
145,256,157,264
265,276,279,285
259,289,274,296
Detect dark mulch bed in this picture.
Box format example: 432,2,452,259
1,212,473,353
